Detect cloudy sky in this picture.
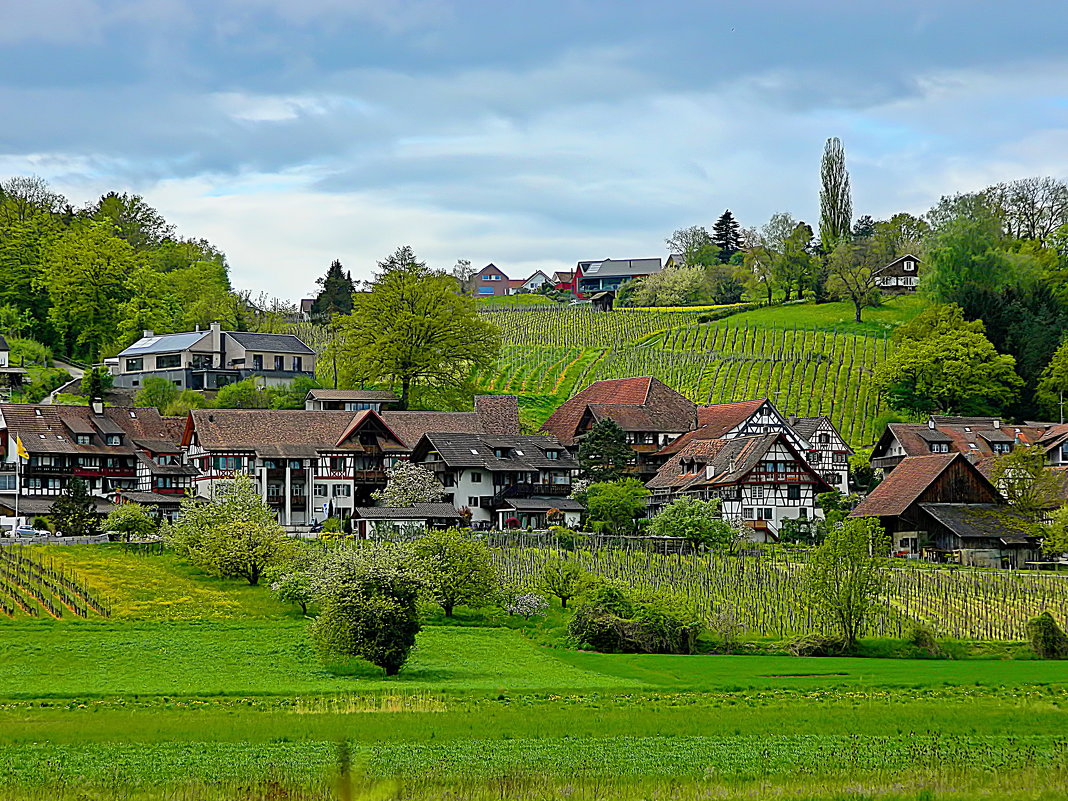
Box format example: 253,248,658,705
2,0,1067,299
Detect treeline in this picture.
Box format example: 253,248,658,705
0,176,291,363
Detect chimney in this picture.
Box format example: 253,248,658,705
91,399,104,416
993,419,1000,429
927,419,935,430
210,322,223,366
143,329,154,338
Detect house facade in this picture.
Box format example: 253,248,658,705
508,270,552,295
575,258,662,295
472,263,512,297
876,254,921,293
411,432,580,528
0,404,193,519
180,396,520,528
304,389,398,412
850,453,1040,566
647,433,832,542
0,335,26,401
112,323,316,390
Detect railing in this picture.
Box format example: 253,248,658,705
491,482,572,505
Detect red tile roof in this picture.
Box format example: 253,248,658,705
540,377,695,445
656,399,769,456
851,453,962,517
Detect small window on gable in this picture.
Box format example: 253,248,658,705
904,261,915,271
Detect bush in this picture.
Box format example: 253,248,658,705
786,633,848,657
103,503,158,542
906,622,942,657
568,581,704,655
1027,611,1068,659
504,592,549,620
548,525,581,550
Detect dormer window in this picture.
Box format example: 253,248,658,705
105,434,122,446
494,448,510,459
929,443,949,453
544,450,559,460
76,435,91,446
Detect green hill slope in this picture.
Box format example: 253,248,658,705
477,297,924,446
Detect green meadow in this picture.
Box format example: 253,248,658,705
2,544,1068,800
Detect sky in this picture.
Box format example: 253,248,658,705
2,0,1068,300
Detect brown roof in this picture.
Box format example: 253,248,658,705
474,395,520,436
187,410,356,457
851,453,993,518
0,404,180,456
306,389,399,402
695,399,768,437
877,421,1054,462
540,377,696,445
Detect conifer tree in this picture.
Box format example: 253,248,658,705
310,259,356,319
712,210,742,263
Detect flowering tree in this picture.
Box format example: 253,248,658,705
372,461,445,507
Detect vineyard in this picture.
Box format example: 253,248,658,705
492,547,1068,641
476,303,897,445
0,546,110,620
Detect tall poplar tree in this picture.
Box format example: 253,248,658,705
819,137,853,252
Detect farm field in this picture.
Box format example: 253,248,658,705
4,544,1068,800
476,297,924,444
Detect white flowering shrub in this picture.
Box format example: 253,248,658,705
505,592,549,620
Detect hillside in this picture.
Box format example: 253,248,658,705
477,296,925,445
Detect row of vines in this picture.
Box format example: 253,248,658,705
492,547,1068,641
0,546,111,619
475,306,893,445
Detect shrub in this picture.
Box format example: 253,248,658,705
548,525,581,550
103,502,158,542
311,544,423,675
1027,611,1068,659
568,581,703,655
504,592,549,620
504,517,520,529
907,622,942,657
786,633,848,657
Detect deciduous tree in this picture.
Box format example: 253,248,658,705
103,502,157,542
413,528,498,617
332,246,500,409
804,517,888,648
584,479,649,535
648,496,741,549
372,462,446,507
827,233,895,322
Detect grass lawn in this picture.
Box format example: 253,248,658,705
711,294,925,336
31,545,291,620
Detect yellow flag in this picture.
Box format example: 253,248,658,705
15,435,28,461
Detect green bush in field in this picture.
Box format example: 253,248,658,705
539,556,590,609
311,543,423,675
413,528,498,617
1027,611,1068,659
568,581,704,655
165,474,293,585
103,502,158,542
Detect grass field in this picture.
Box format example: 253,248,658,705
477,296,924,443
4,543,1068,800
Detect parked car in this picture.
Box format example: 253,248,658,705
14,525,37,538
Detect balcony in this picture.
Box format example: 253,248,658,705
871,455,905,471
353,469,387,484
491,482,571,506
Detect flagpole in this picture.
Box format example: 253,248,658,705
14,446,19,521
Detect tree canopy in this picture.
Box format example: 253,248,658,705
576,419,633,482
310,259,355,319
331,246,500,408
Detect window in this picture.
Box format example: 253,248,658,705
478,286,495,295
263,460,278,470
314,484,327,497
155,354,181,369
832,453,848,464
267,483,283,498
809,451,822,463
105,434,122,446
213,456,241,470
76,435,91,446
904,260,915,272
125,358,143,371
292,483,305,496
545,450,559,460
494,448,510,458
992,442,1011,455
293,356,303,372
929,443,949,453
818,433,830,445
289,460,302,470
274,355,284,371
742,507,755,520
156,477,176,489
191,354,213,369
470,471,482,483
468,496,480,507
0,475,15,491
787,485,801,501
329,456,347,471
441,474,455,487
332,484,351,497
761,508,773,520
252,355,263,370
799,507,808,519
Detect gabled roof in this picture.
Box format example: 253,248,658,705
658,399,768,456
226,331,315,355
118,331,209,357
885,253,922,268
875,420,1050,461
353,504,461,520
306,389,399,402
540,377,696,445
648,432,830,495
576,258,662,279
412,432,575,472
185,410,357,457
789,416,829,442
0,405,179,455
851,453,999,518
918,503,1038,543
